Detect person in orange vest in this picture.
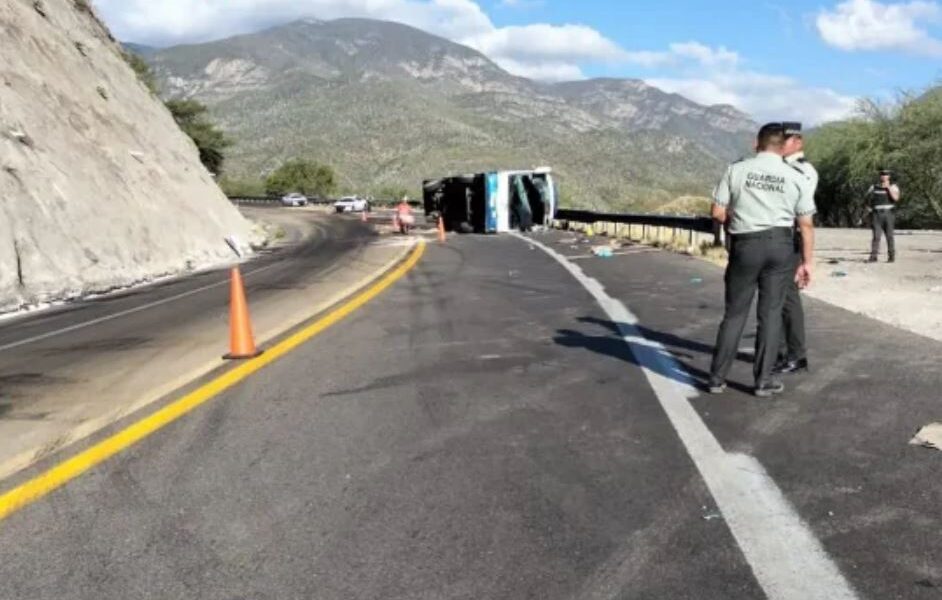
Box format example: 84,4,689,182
396,195,415,234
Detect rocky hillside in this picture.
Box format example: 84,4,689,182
0,0,253,312
144,18,756,209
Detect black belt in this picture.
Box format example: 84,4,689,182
730,227,793,241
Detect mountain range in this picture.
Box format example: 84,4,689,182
142,18,756,210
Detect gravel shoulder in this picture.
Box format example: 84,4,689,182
808,228,942,343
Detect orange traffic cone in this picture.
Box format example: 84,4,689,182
223,267,262,360
437,216,446,243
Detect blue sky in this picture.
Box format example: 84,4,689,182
95,0,942,124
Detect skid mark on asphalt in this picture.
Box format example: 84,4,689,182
518,233,858,600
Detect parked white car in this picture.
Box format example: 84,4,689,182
334,196,369,213
281,192,308,207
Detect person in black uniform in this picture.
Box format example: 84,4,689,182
708,123,817,398
867,169,901,263
774,122,818,375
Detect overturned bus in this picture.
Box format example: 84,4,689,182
422,168,558,233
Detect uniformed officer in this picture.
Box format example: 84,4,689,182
708,123,817,397
774,122,818,375
867,169,901,263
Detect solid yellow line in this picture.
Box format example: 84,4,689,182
0,239,426,522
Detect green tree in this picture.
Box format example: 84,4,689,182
122,51,159,95
122,50,234,177
165,99,232,176
376,185,412,202
219,176,266,197
265,159,337,198
807,87,942,228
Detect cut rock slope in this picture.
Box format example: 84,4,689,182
0,0,253,312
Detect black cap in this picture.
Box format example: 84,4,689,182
783,122,802,137
758,122,785,137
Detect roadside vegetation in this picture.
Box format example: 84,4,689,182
264,159,338,198
122,50,231,177
808,86,942,228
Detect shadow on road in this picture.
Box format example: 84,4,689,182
553,317,755,395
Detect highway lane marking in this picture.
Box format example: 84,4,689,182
0,240,425,522
518,233,858,600
0,219,334,353
0,262,284,354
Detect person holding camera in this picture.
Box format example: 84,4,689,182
867,169,901,263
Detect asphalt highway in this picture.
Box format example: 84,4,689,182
0,212,373,397
0,231,938,599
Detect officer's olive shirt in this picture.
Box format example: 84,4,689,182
713,151,816,234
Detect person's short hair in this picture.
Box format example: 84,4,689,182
756,122,786,150
879,169,893,177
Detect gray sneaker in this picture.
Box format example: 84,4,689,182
754,380,785,398
708,378,727,394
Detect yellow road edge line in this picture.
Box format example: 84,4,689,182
0,239,426,522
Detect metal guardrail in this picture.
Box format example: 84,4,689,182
228,196,282,205
227,196,335,206
554,209,722,246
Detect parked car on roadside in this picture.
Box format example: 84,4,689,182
281,192,308,207
333,196,369,213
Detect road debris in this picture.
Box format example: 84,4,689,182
690,277,703,284
909,423,942,450
830,271,848,278
591,246,614,258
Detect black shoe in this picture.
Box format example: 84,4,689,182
708,377,727,394
773,358,809,375
755,380,785,398
867,256,878,263
888,256,896,263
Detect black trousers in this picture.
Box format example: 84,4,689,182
711,228,793,385
778,252,806,362
870,210,895,258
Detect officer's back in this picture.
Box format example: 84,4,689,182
709,122,816,397
720,154,809,235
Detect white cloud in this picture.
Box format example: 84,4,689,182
92,0,858,123
496,58,584,81
649,73,857,125
816,0,942,55
668,42,740,67
93,0,612,83
465,23,626,62
642,44,856,125
584,36,854,123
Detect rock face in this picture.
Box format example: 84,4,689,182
0,0,253,312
